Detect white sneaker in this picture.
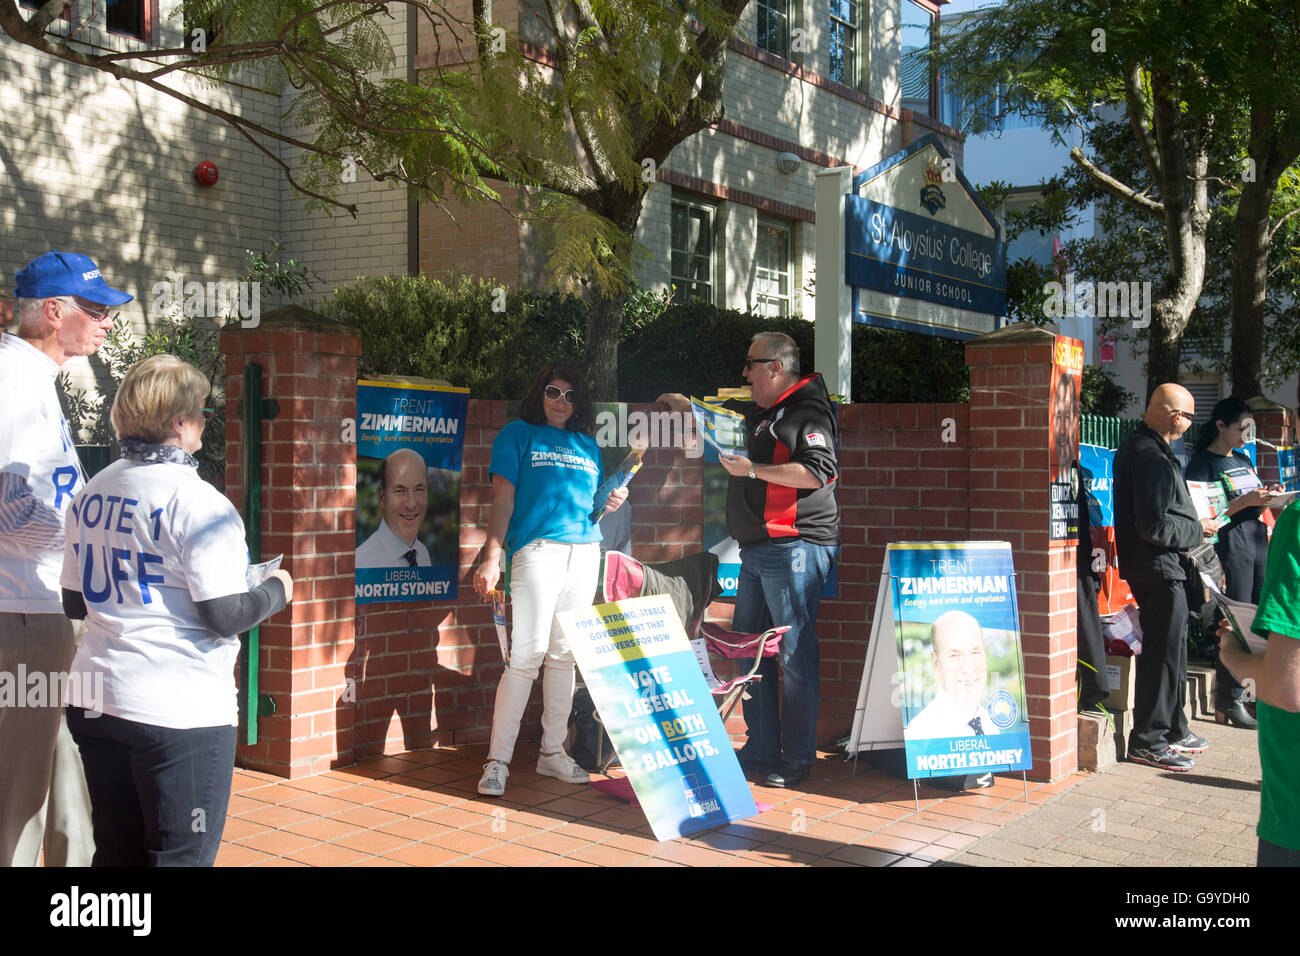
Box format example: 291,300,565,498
537,751,589,784
477,759,509,796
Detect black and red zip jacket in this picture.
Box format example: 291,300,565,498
725,373,841,548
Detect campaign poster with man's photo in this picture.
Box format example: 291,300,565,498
355,379,469,604
1049,335,1083,545
892,541,1032,779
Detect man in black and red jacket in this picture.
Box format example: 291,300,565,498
660,332,841,788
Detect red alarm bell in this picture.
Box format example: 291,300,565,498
194,161,219,187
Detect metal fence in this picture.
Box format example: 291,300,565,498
1080,414,1141,451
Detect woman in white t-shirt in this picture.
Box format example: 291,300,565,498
62,355,293,866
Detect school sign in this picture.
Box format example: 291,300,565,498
815,135,1008,400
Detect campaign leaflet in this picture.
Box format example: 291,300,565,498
689,397,747,456
892,541,1032,779
1279,445,1297,492
557,594,757,841
355,380,469,604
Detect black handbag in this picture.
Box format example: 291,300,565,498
1181,542,1221,615
566,686,617,773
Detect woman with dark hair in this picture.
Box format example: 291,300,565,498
1186,396,1280,728
471,363,627,796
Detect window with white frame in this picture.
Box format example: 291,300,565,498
756,0,790,59
671,195,719,305
755,217,793,317
828,0,858,86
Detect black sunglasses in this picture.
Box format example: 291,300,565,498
744,357,777,369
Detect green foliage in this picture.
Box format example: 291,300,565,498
849,328,970,404
320,274,587,397
57,316,227,488
1080,365,1137,417
241,242,320,299
327,273,971,404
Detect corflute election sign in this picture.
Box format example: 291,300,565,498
355,379,469,604
558,594,757,841
892,541,1032,778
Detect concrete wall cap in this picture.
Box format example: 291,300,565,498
257,304,359,335
1245,394,1291,413
970,323,1058,346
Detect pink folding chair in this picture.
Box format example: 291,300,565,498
601,549,789,725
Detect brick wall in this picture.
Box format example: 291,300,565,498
222,309,362,776
315,398,972,766
224,316,1078,781
1249,399,1292,488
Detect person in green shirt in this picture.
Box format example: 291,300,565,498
1218,500,1300,866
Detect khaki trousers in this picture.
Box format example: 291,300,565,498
0,612,95,866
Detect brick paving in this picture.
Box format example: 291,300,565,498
215,743,1081,867
943,715,1262,867
214,713,1263,867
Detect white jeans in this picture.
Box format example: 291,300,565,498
487,540,601,764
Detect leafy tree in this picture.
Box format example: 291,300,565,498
943,0,1300,401
940,0,1232,400
4,0,756,398
1220,1,1300,398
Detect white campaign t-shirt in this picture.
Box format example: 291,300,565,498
0,334,86,612
62,457,251,728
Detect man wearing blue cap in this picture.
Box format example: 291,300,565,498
0,251,131,866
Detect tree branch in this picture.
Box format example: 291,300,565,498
1124,61,1163,181
1069,146,1164,214
1268,205,1300,242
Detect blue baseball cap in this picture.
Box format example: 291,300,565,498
14,251,133,306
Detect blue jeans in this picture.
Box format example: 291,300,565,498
732,539,840,767
67,707,236,867
1258,838,1300,867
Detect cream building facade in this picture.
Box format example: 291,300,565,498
5,0,963,405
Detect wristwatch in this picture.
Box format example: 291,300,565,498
748,464,757,480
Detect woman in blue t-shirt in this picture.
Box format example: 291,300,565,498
471,364,627,796
1186,397,1281,728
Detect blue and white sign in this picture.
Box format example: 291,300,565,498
843,135,1007,340
1280,445,1297,492
891,541,1032,778
355,380,469,604
1079,443,1115,527
558,595,758,841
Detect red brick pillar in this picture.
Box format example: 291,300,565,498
1247,397,1290,487
221,306,361,778
965,325,1078,782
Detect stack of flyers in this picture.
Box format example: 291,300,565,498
490,590,509,663
689,397,746,456
1200,573,1268,654
590,447,644,522
1186,480,1227,533
247,554,283,589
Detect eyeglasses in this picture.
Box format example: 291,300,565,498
744,357,777,369
544,385,576,404
1171,408,1194,421
69,298,112,323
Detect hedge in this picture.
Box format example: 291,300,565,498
320,274,972,403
